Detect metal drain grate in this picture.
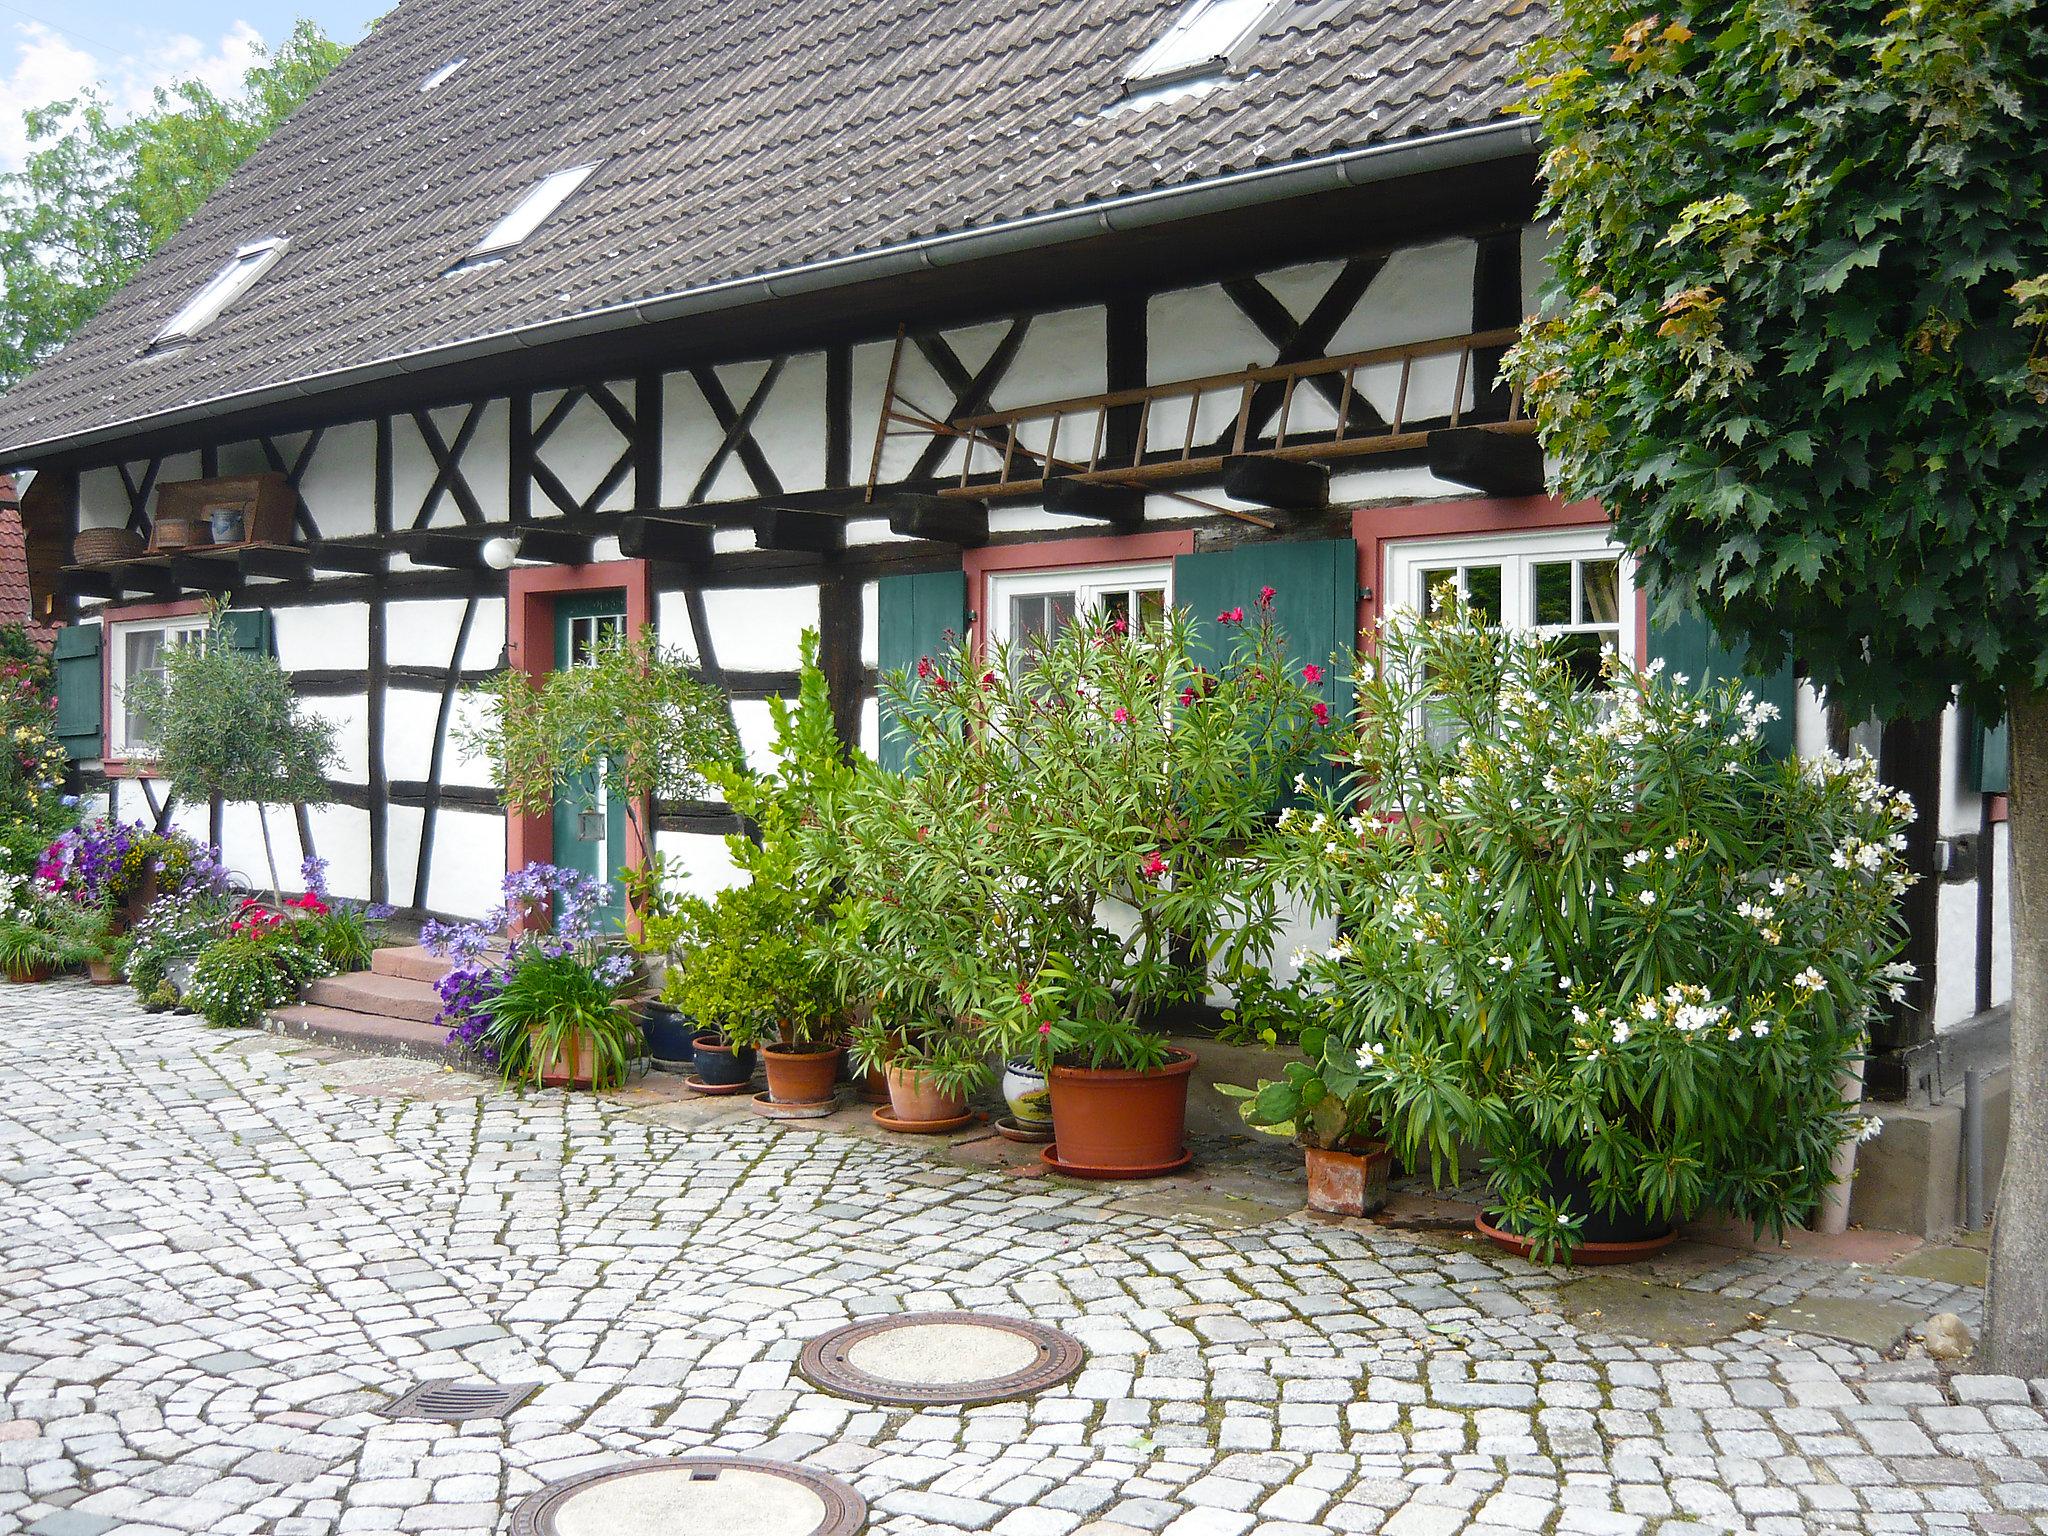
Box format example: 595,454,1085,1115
381,1378,540,1422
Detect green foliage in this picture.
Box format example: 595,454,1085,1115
310,903,384,973
0,639,73,866
122,891,232,996
126,602,336,809
1509,0,2048,720
811,601,1327,1073
185,925,329,1030
0,896,100,978
1258,601,1911,1258
484,950,639,1090
460,625,740,908
660,881,836,1050
0,21,346,386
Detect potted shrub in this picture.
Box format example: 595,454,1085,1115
1218,1036,1392,1216
423,863,637,1089
668,882,838,1103
184,903,332,1029
1257,596,1913,1261
814,595,1327,1176
847,1014,990,1127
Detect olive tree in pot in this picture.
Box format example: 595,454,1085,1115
815,596,1326,1176
125,602,335,900
1257,598,1913,1262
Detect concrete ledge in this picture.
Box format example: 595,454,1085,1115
1851,1065,2008,1238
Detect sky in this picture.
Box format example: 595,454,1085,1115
0,1,381,171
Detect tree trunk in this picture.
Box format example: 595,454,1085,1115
256,802,282,903
1986,683,2048,1375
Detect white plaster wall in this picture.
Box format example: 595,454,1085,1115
304,805,373,904
385,804,425,910
532,386,630,515
699,585,818,672
1936,880,1980,1031
730,699,782,775
390,400,510,528
214,440,274,478
842,516,895,547
749,350,828,493
1991,821,2012,1009
295,419,379,538
302,696,370,785
698,362,777,503
654,590,700,657
651,830,745,900
382,690,451,784
860,581,879,668
859,695,879,760
1330,464,1488,507
77,468,130,530
274,602,370,674
658,371,730,508
1327,239,1479,424
424,809,507,918
216,801,298,894
387,598,474,669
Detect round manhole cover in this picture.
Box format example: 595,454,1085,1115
796,1311,1085,1406
510,1457,865,1536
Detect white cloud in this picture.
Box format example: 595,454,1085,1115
0,19,269,173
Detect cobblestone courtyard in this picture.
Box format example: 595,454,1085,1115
0,982,2042,1536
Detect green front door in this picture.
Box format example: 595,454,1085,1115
552,592,629,931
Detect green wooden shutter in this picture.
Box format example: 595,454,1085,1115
52,622,103,762
1646,589,1798,760
1174,538,1358,723
875,570,967,772
1969,712,2010,795
220,607,273,655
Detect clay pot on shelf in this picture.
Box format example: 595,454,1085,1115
1046,1048,1196,1177
761,1042,840,1105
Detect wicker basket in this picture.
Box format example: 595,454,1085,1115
152,516,200,550
71,526,144,564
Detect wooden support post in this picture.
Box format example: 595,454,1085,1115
1869,714,1945,1102
1426,425,1546,498
403,534,489,572
753,507,844,555
1044,478,1143,526
885,494,988,546
618,515,713,565
1222,455,1329,512
817,573,864,751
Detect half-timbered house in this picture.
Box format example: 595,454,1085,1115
0,0,2009,1138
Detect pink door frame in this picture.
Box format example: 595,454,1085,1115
502,559,655,908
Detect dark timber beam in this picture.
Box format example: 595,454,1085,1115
114,569,175,599
308,544,386,575
885,494,988,547
1044,478,1143,526
238,546,314,582
753,507,844,555
403,534,489,572
515,528,594,565
58,570,117,599
169,557,241,595
1426,426,1547,499
618,515,713,565
1868,715,1945,1102
1223,455,1329,512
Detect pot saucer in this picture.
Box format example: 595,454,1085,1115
1473,1212,1678,1266
749,1089,837,1119
682,1075,752,1097
870,1105,978,1134
994,1115,1054,1144
1039,1143,1193,1179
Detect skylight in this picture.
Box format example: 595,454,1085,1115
152,238,288,347
1127,0,1273,82
455,163,601,268
419,56,468,92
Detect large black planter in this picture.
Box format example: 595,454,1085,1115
1488,1153,1674,1246
641,1004,697,1071
694,1032,758,1087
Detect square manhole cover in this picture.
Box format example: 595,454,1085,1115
381,1379,540,1422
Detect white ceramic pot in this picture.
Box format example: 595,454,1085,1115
1001,1058,1052,1126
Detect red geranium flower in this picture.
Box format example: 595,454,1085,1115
1258,586,1276,608
1301,664,1323,684
916,656,933,680
1312,702,1331,726
1143,852,1168,879
1217,607,1245,625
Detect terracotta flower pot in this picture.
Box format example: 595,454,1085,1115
86,957,121,987
859,1063,891,1103
884,1064,967,1123
1048,1048,1196,1175
1304,1141,1393,1216
762,1043,840,1105
4,963,51,984
535,1026,598,1089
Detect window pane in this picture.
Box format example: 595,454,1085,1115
1137,587,1167,630
1551,631,1613,690
1047,591,1077,639
1101,591,1131,630
1464,564,1503,624
1532,561,1573,626
1418,566,1458,617
1581,559,1620,624
1010,594,1046,649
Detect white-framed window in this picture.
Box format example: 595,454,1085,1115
452,162,602,271
987,561,1174,656
108,615,209,758
1383,526,1637,687
1127,0,1274,83
152,238,288,347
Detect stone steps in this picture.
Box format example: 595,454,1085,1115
265,946,464,1063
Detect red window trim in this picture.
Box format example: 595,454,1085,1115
963,530,1197,656
97,596,213,777
1350,495,1642,659
503,559,654,932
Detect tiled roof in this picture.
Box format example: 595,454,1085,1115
0,0,1547,461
